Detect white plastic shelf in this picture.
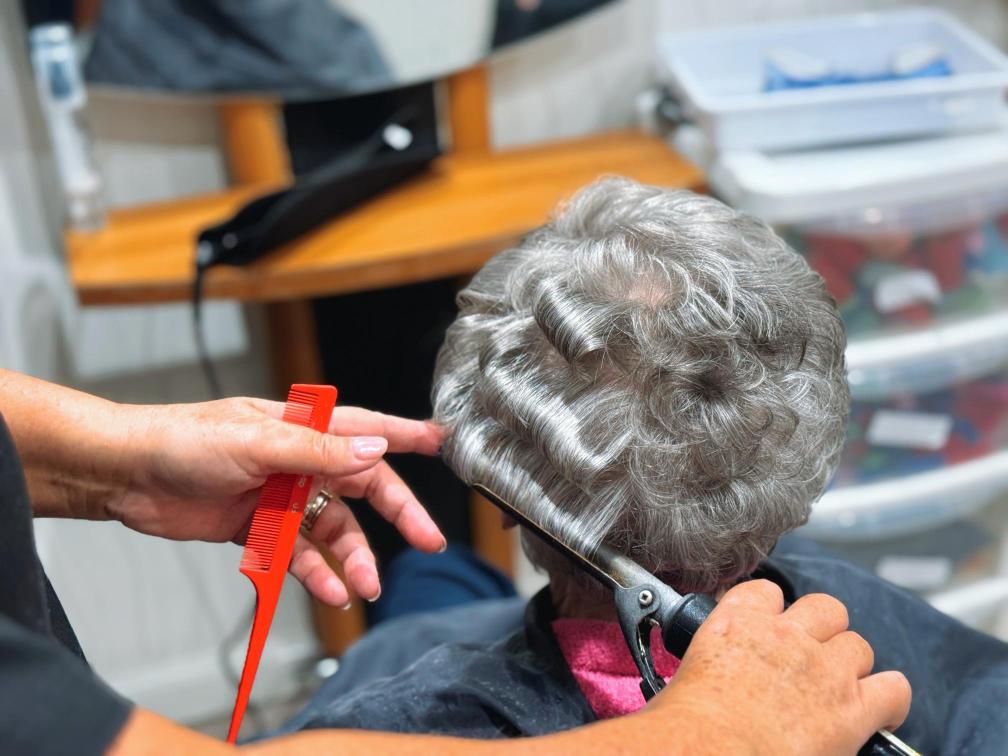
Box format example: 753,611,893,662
846,306,1008,400
803,449,1008,542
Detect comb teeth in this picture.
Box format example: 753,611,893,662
258,473,296,509
239,385,337,572
284,385,337,431
283,400,313,427
288,386,322,405
241,474,295,571
286,388,321,426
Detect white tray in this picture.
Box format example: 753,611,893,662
658,8,1008,151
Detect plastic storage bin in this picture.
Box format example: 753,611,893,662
785,209,1008,340
658,8,1008,151
836,373,1008,487
819,497,1008,595
678,126,1008,398
819,495,1008,635
802,372,1008,541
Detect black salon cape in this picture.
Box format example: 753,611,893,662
279,542,1008,755
0,416,132,756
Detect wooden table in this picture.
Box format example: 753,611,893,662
67,129,703,305
66,122,703,654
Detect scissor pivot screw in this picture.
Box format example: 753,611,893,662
638,589,654,607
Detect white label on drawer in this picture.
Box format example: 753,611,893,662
873,269,942,313
866,409,952,450
876,556,953,591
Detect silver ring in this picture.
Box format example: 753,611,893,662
301,489,333,534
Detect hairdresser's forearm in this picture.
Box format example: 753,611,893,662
111,708,506,756
110,705,734,756
256,717,737,756
0,369,135,519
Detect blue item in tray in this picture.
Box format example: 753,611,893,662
765,44,951,91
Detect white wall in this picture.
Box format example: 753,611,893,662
334,0,496,84
4,0,1008,727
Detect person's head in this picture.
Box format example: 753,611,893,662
432,177,849,598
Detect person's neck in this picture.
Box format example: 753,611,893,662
549,575,619,621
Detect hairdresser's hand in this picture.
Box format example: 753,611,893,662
113,398,446,606
645,580,911,756
1,370,446,607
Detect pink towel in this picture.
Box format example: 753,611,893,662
552,617,681,719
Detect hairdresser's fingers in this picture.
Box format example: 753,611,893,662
824,631,874,679
251,421,388,479
783,593,849,642
303,490,380,601
288,535,350,607
714,579,786,616
859,670,913,732
328,407,444,456
337,460,446,553
247,399,443,456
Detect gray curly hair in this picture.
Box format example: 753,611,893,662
432,177,849,594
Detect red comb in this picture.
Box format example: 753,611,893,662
226,384,338,743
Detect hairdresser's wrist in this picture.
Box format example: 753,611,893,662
26,396,137,521
0,369,137,520
640,681,763,755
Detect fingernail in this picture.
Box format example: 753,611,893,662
341,602,352,611
438,539,448,554
366,586,382,603
351,436,387,460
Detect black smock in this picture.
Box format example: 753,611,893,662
0,416,132,756
278,540,1008,755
